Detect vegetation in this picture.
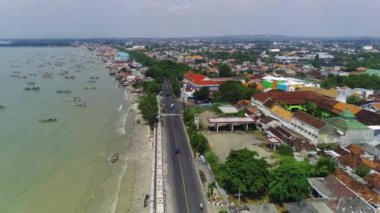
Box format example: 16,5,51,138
321,74,380,90
277,144,294,156
269,162,310,202
317,143,338,151
141,80,162,94
215,81,258,103
346,95,365,104
310,157,336,177
218,64,234,77
219,149,270,195
138,94,158,127
355,166,370,177
119,48,191,96
193,87,210,100
190,132,208,154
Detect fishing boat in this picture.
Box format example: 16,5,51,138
65,76,75,79
67,96,81,102
72,102,87,107
84,86,96,90
26,81,36,85
56,89,71,94
24,85,40,91
110,153,119,163
39,116,57,123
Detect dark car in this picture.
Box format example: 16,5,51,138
175,148,180,154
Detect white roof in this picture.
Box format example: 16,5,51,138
208,117,255,124
218,106,239,114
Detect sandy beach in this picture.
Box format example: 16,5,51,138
114,90,153,213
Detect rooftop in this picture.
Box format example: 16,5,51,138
293,111,326,130
207,117,255,124
218,105,239,114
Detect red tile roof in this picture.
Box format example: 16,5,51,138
252,91,380,125
293,111,326,129
184,71,224,86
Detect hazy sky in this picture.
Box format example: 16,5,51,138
0,0,379,38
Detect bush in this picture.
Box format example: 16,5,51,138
190,132,208,154
278,144,294,156
355,166,370,177
310,156,336,177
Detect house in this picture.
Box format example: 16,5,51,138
325,109,373,146
181,71,230,100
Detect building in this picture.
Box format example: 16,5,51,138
115,52,129,62
291,111,328,144
181,71,230,99
325,109,373,146
261,76,307,91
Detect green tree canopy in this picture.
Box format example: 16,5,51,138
190,132,208,154
218,81,244,102
219,148,270,195
219,64,234,77
355,166,370,177
193,87,210,100
269,163,310,202
320,78,336,89
138,94,158,127
277,144,294,156
310,156,336,177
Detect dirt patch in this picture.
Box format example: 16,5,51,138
205,132,276,164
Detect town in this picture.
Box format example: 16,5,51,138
86,37,380,213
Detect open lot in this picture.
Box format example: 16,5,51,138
205,132,276,164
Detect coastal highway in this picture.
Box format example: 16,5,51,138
161,80,207,213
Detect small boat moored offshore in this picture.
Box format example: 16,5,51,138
56,89,71,94
25,85,40,91
84,86,96,90
110,153,119,163
0,105,5,110
39,115,57,123
72,101,87,107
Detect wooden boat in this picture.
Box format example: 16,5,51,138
110,153,119,163
39,116,57,123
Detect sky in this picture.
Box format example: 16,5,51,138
0,0,379,38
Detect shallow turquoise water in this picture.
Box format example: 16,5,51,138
0,47,129,213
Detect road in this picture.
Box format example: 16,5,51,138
161,80,207,213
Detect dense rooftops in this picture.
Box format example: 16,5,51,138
252,91,380,125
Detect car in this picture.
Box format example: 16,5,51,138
175,148,180,154
170,103,174,109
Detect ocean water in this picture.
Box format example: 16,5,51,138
0,47,130,213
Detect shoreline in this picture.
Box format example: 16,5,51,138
114,88,152,213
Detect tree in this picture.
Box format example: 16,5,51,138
193,87,210,100
310,156,336,177
320,78,336,89
278,144,294,156
219,64,233,77
138,94,158,127
346,95,361,104
305,101,318,116
269,163,310,202
219,148,269,195
190,132,208,154
355,166,370,177
143,80,161,94
218,81,244,103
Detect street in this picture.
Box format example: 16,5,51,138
161,80,207,213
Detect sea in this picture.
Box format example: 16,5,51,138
0,47,131,213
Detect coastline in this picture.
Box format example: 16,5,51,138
114,87,152,213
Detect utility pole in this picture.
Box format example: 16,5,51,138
234,187,243,213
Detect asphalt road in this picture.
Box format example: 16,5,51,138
161,80,207,213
